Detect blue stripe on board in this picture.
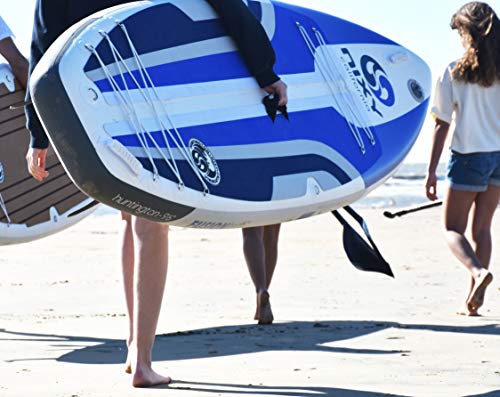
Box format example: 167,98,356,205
93,52,250,92
84,3,230,72
361,98,429,187
270,2,395,75
114,100,429,190
85,0,396,89
137,154,352,201
114,106,382,177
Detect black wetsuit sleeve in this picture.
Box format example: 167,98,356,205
205,0,280,88
26,0,133,149
25,0,69,149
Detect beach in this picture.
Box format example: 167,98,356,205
0,198,499,397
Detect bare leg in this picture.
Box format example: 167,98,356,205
242,225,281,324
129,217,171,387
443,188,493,315
119,212,135,373
468,185,500,311
263,224,281,289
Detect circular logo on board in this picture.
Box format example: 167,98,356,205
189,139,221,186
360,55,396,107
0,161,4,184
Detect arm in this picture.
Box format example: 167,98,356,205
25,0,74,180
0,37,29,89
425,118,450,201
205,0,287,105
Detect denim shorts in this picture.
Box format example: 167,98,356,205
447,151,500,192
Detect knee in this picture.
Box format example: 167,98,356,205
443,219,465,235
242,227,263,245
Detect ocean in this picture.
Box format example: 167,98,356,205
357,162,446,209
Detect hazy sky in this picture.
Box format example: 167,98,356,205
3,0,494,162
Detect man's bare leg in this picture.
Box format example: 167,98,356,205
129,217,171,387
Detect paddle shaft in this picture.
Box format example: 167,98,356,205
383,200,443,219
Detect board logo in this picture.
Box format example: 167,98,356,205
340,48,396,117
360,55,395,107
0,161,4,184
189,139,221,186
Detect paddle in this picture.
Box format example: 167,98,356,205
332,206,394,278
383,200,443,219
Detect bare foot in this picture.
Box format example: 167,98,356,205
132,366,171,388
467,270,493,312
456,306,479,317
255,291,273,325
125,343,132,374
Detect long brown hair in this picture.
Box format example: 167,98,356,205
450,2,500,87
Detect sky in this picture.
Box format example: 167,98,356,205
3,0,497,163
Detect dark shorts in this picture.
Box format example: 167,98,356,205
447,151,500,192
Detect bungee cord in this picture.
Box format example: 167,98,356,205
297,22,377,154
117,22,210,194
86,43,161,180
86,22,211,194
313,28,376,146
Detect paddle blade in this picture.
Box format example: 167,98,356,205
342,223,394,277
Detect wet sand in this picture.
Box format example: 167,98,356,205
0,207,499,396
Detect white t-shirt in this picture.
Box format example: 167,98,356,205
0,16,13,41
431,61,500,154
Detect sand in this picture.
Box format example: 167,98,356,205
0,207,499,397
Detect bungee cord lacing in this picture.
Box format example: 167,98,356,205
313,28,376,146
86,43,161,181
86,22,210,194
117,22,210,194
297,22,377,154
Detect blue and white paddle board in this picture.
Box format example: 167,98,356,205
30,0,431,229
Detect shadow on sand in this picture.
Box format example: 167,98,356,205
1,320,499,396
1,319,498,366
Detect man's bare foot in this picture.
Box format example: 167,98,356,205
467,270,493,312
255,291,273,325
132,366,171,388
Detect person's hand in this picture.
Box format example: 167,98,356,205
26,148,49,181
264,80,288,106
425,172,438,201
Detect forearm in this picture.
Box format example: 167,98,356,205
427,119,450,174
25,43,49,149
205,0,279,87
0,37,29,88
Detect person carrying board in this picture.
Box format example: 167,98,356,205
24,0,287,387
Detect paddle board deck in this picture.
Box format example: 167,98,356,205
31,0,431,228
0,64,98,245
